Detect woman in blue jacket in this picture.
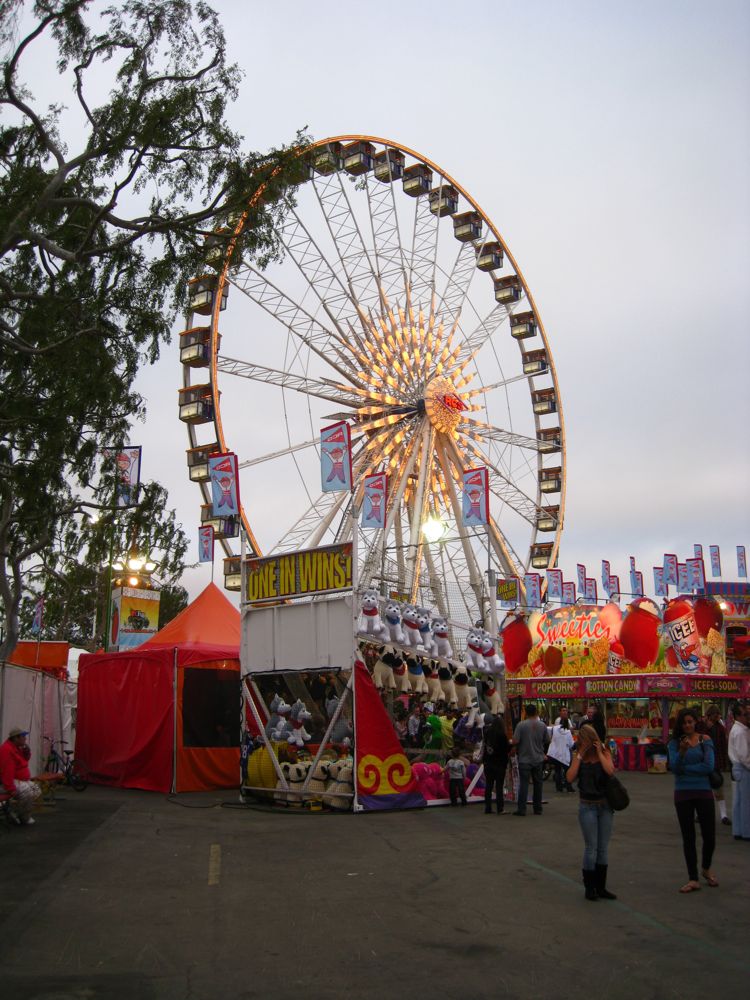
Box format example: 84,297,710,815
667,707,719,893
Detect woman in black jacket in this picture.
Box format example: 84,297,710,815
482,715,510,814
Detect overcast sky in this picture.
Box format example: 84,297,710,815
126,0,750,602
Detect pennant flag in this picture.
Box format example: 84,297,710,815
653,567,667,597
562,582,576,606
694,544,703,560
105,445,142,507
355,661,426,811
677,563,689,593
738,545,748,579
663,553,678,587
585,578,598,602
462,467,489,526
709,545,721,578
361,473,388,529
30,598,44,635
198,525,215,563
321,421,353,492
496,577,519,609
601,560,611,594
546,568,563,602
633,571,644,597
576,563,587,595
608,575,620,602
685,557,705,592
524,573,542,609
209,452,240,516
629,556,638,597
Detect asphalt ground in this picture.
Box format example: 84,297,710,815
0,773,747,1000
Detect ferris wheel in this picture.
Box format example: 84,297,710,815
178,135,566,628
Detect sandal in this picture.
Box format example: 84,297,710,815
678,881,701,893
701,870,719,887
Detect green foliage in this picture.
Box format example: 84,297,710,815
0,0,308,658
157,582,189,630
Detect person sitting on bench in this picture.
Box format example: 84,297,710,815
0,727,41,825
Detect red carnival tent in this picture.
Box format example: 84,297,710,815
77,583,240,793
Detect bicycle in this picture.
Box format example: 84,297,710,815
41,738,89,791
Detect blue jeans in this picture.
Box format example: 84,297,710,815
517,763,544,814
578,801,614,868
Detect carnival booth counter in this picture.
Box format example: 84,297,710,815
77,583,241,793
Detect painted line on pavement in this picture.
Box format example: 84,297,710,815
208,843,221,886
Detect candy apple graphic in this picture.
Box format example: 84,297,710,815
619,596,661,669
500,614,533,674
692,596,723,638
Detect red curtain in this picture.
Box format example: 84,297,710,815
77,650,175,792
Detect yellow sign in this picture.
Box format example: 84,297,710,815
496,578,519,603
244,543,352,604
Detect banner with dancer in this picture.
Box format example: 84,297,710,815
546,568,563,602
577,563,587,595
653,566,667,597
663,553,678,587
524,573,542,609
585,578,598,602
685,557,705,592
208,452,240,516
738,546,747,579
321,421,353,493
361,473,388,529
562,582,576,606
198,525,215,563
601,560,611,595
461,467,489,526
709,545,721,578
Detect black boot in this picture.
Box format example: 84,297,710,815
582,869,598,901
595,864,617,900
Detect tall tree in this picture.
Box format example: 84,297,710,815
0,0,308,658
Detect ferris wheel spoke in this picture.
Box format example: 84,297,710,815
238,438,318,470
270,490,349,554
433,235,484,332
407,189,441,314
457,418,543,452
434,436,486,604
486,515,525,579
311,172,381,315
456,298,526,359
216,356,364,408
282,205,364,331
450,433,539,525
225,266,360,383
364,171,410,310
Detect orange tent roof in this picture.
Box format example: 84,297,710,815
142,582,240,650
7,640,70,670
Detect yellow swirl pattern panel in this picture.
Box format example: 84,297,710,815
357,753,414,795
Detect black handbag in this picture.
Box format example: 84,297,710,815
604,774,630,811
701,742,723,789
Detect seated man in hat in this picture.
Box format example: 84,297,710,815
0,727,41,825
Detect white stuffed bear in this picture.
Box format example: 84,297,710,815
483,676,504,715
359,589,386,637
465,628,488,672
438,663,458,708
328,760,354,810
481,631,504,674
274,761,292,805
382,599,406,645
431,616,453,659
287,699,312,747
401,603,422,649
406,654,429,696
285,761,310,807
453,663,474,710
423,660,444,703
388,649,411,694
304,758,331,805
372,649,396,691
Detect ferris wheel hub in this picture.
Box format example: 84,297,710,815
424,376,466,436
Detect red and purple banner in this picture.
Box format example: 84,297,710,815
685,557,705,592
663,553,678,587
577,563,587,595
653,566,667,597
524,572,542,608
105,445,142,508
562,581,576,606
709,545,721,578
546,568,563,602
321,421,353,493
585,578,598,602
361,472,388,529
738,546,747,579
462,467,489,526
354,660,425,811
198,525,214,563
209,452,240,516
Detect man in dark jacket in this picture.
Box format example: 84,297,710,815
482,715,510,814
